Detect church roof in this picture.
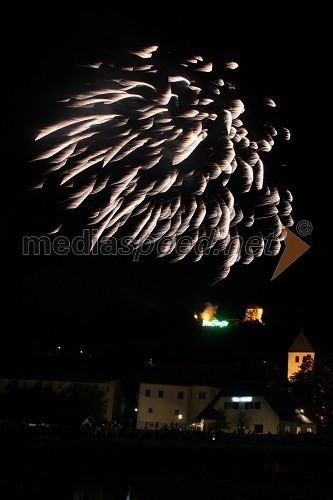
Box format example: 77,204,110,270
288,330,314,353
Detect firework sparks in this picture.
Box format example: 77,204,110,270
33,46,292,280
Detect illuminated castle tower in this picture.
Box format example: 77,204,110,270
287,328,315,380
243,305,264,323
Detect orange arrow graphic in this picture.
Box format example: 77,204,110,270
271,227,310,280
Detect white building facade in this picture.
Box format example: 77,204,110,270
136,382,219,429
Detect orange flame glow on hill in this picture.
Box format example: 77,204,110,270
194,302,218,322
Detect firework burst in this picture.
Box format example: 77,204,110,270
33,45,292,280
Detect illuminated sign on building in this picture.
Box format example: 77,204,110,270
232,396,253,402
202,319,229,328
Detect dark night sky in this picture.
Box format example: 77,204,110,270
3,2,330,361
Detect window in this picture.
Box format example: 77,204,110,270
158,390,164,398
224,402,239,409
199,392,206,400
295,356,299,362
145,389,151,397
105,387,109,393
303,356,308,363
254,424,263,434
175,409,179,415
245,402,261,410
148,408,153,413
178,391,184,399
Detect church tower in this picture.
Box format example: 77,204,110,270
287,328,315,380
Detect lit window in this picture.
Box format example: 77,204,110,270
158,390,164,398
178,391,184,399
199,392,206,400
295,356,299,362
224,402,239,409
148,408,153,413
245,402,261,410
145,389,151,397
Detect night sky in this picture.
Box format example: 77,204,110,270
3,2,329,366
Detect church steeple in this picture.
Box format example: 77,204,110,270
287,327,315,380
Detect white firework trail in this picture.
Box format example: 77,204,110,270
32,46,292,280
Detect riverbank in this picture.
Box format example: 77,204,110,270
1,432,333,499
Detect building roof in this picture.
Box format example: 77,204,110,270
140,359,289,390
288,329,314,353
196,406,222,421
140,363,235,387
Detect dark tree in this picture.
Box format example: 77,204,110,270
290,355,333,432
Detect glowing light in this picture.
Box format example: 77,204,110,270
243,306,264,323
203,319,229,328
195,303,218,322
134,408,138,412
232,396,252,402
178,414,183,420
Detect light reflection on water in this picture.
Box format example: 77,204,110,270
73,484,137,500
6,478,212,500
3,477,329,500
72,482,206,500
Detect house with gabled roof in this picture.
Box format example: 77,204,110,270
196,379,317,434
136,329,318,433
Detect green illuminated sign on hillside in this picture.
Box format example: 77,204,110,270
202,319,229,328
